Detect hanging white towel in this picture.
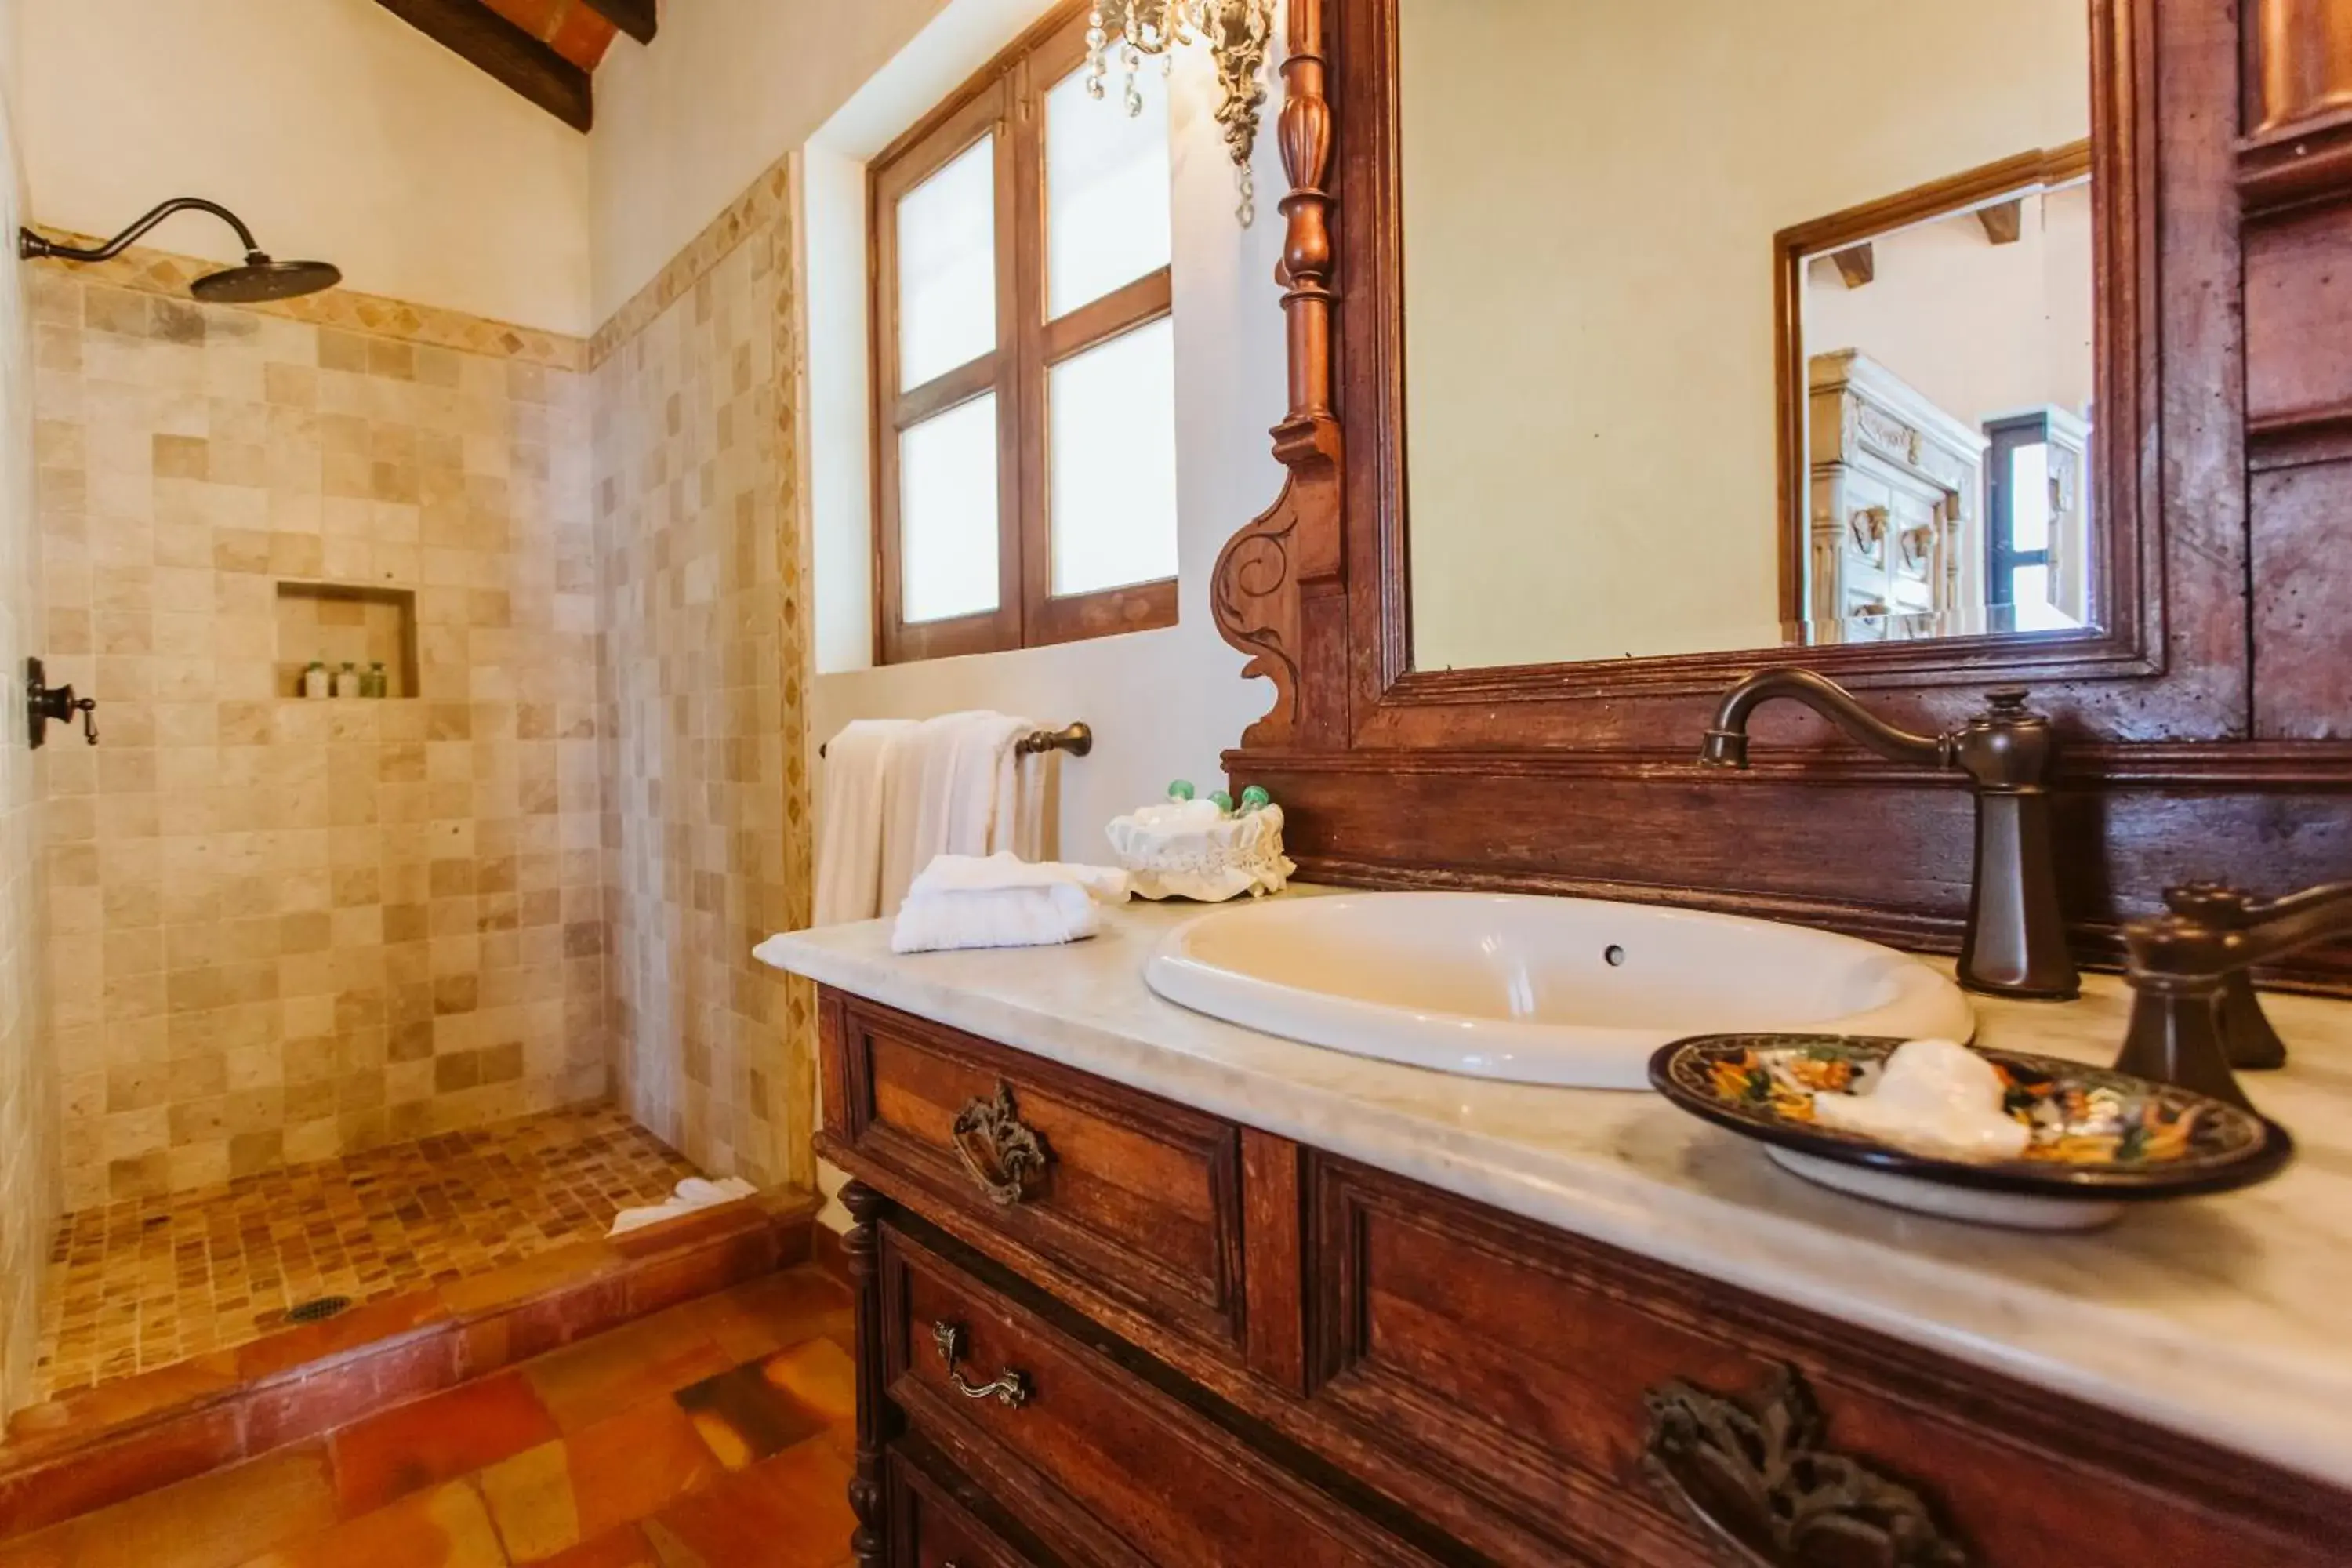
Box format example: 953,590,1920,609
891,852,1131,955
992,742,1050,860
877,712,1036,916
815,719,917,926
943,712,1033,856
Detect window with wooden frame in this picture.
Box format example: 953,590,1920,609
871,5,1179,665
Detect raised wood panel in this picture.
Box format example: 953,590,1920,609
833,997,1250,1361
1240,1129,1309,1395
1308,1156,2350,1568
2248,199,2352,423
2249,0,2352,135
2255,463,2352,741
880,1222,1430,1568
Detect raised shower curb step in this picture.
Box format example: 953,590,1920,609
0,1189,821,1541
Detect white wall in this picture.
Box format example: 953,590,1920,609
17,0,592,335
800,1,1281,858
589,0,952,321
1399,0,2091,672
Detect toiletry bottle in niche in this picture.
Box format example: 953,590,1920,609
334,662,359,699
364,662,387,699
302,660,330,700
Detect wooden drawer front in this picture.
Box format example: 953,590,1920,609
829,993,1246,1358
1308,1157,2349,1568
886,1445,1045,1568
880,1223,1425,1568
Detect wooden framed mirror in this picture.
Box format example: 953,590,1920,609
1213,0,2352,987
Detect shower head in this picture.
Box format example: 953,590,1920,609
191,254,343,303
18,197,339,304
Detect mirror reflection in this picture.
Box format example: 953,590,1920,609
1399,0,2096,672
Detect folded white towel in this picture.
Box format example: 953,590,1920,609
606,1175,760,1237
909,851,1130,903
891,882,1102,954
891,852,1132,955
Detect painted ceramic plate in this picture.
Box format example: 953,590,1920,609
1648,1034,2294,1204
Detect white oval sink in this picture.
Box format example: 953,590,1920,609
1145,892,1973,1090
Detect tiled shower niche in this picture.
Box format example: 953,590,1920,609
273,580,419,698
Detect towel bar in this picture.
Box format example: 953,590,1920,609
820,720,1092,760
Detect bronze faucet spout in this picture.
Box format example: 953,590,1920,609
1699,668,1947,771
1697,666,2078,1000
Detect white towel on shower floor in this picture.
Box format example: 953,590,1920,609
606,1176,760,1237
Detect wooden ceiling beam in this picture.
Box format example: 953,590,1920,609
374,0,593,132
578,0,657,45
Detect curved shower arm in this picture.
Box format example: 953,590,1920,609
19,197,264,264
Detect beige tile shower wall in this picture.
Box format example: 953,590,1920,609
590,162,815,1192
1,127,61,1405
31,267,608,1210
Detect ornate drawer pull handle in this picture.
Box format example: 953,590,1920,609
931,1321,1030,1408
949,1082,1049,1207
1641,1363,1968,1567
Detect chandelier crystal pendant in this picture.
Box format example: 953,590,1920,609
1085,0,1277,226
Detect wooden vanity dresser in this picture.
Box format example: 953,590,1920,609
817,987,2351,1566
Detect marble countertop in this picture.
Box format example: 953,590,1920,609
756,895,2352,1490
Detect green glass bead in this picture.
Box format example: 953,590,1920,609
1240,785,1272,812
1168,779,1196,800
1210,790,1235,814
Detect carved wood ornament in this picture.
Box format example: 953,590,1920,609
949,1082,1051,1207
1210,0,1341,748
1642,1365,1968,1568
1209,0,2352,990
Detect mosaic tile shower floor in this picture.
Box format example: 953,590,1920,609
36,1105,704,1399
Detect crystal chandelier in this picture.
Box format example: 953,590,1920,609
1085,1,1277,226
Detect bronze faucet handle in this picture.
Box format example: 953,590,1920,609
2122,885,2293,1091
2161,881,2261,925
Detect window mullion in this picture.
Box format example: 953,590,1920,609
1008,54,1052,650
985,64,1029,654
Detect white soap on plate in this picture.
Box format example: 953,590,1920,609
1812,1036,2031,1161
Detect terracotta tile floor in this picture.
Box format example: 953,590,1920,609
0,1266,858,1568
37,1106,705,1398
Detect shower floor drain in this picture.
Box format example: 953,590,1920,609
285,1295,353,1325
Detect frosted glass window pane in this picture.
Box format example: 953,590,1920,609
898,138,997,390
1050,318,1178,597
2010,442,2051,553
900,395,1000,623
1045,64,1172,318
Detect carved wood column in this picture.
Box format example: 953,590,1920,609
840,1179,893,1568
1212,0,1344,749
